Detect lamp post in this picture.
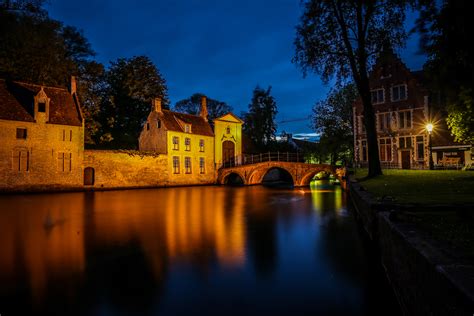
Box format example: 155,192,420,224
426,123,434,170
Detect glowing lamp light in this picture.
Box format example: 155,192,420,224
426,123,434,134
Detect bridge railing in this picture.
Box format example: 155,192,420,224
217,152,306,169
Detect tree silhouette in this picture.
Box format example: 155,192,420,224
294,0,413,177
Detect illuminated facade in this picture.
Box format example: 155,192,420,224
0,79,243,191
353,50,472,169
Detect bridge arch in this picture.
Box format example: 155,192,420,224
248,165,295,186
299,167,336,186
222,171,246,186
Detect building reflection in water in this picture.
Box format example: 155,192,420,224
0,186,247,306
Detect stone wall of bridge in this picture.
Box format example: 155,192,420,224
217,161,340,187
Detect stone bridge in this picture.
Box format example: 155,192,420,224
217,161,342,187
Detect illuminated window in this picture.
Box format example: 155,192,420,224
378,138,392,162
416,136,424,160
377,112,391,131
173,136,179,150
185,138,191,151
185,157,191,174
199,139,205,152
371,88,384,104
398,111,412,129
391,84,407,101
12,150,29,171
199,157,205,174
173,156,180,174
16,128,27,139
57,152,72,172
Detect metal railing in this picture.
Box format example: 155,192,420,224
218,152,305,169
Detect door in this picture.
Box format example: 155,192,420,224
222,141,235,166
84,167,95,185
401,151,410,169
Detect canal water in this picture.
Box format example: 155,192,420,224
0,182,400,315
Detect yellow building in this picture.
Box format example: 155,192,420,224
139,96,217,185
0,78,84,191
139,96,243,183
214,113,244,167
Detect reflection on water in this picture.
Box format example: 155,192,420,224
0,182,399,315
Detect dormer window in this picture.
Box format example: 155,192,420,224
371,89,385,104
391,84,407,101
38,102,46,112
185,124,191,133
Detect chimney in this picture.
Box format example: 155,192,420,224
200,95,208,121
152,97,162,112
70,76,76,95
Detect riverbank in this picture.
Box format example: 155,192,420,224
349,178,474,315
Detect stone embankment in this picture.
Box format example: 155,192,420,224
349,179,474,315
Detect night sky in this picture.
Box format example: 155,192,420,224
47,0,426,137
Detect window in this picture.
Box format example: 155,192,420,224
69,130,72,141
12,150,29,171
185,124,191,133
371,89,384,104
391,84,407,101
185,138,191,151
399,136,412,149
173,156,180,174
185,157,191,174
38,102,46,112
199,157,205,174
57,152,72,172
359,116,366,134
62,130,66,141
172,136,179,150
398,111,412,129
199,139,205,152
146,123,150,131
226,126,231,134
416,136,424,160
379,138,392,162
157,120,161,128
16,128,27,139
377,112,391,131
361,140,367,161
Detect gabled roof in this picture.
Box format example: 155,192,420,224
0,79,82,126
160,109,214,137
214,112,243,124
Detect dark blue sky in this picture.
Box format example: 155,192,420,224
47,0,426,137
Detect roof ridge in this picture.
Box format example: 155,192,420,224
163,109,205,120
0,78,69,91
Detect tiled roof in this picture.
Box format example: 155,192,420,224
0,79,82,126
161,109,214,137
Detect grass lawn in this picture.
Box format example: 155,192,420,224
355,169,474,204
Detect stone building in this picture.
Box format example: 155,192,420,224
0,78,84,190
353,50,472,169
0,78,244,191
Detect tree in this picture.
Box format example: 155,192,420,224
0,1,94,86
174,93,232,121
294,1,413,177
242,86,278,150
312,83,358,165
416,0,474,144
99,56,169,149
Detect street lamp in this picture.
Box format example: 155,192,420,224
426,123,434,170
